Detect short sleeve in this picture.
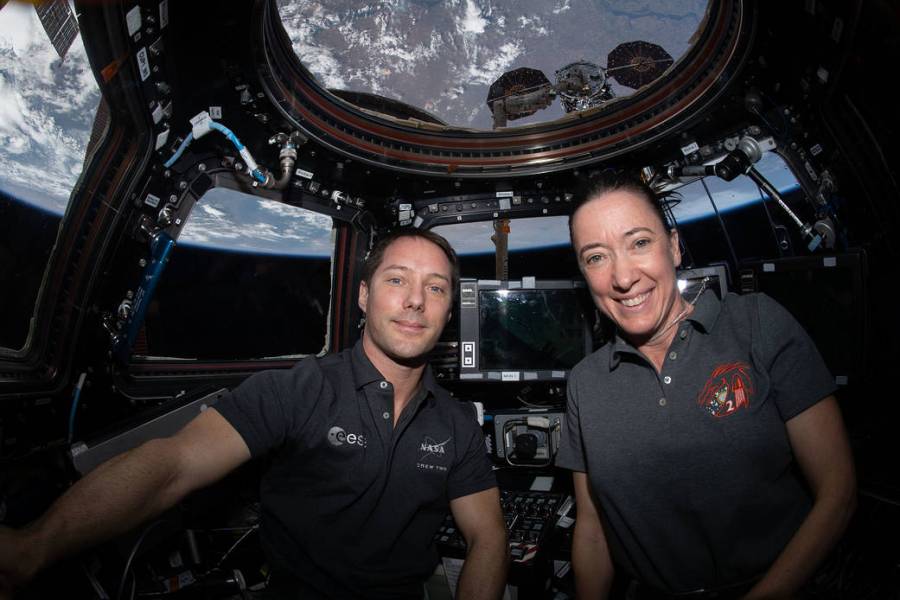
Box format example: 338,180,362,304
446,403,497,500
213,358,323,457
754,293,837,421
555,367,587,472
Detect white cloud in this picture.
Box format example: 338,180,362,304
517,15,549,37
178,188,334,256
0,2,43,53
553,0,571,14
258,199,301,217
6,135,29,154
461,0,487,34
200,203,227,219
468,41,522,85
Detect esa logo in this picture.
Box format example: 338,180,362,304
327,426,367,448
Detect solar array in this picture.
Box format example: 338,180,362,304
607,40,675,89
486,40,675,122
34,0,79,59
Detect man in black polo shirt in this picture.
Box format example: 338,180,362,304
0,230,508,600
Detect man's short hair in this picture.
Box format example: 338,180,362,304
361,229,461,300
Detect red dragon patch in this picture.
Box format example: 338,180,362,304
697,362,754,418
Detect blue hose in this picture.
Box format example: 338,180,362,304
165,120,266,183
209,121,244,151
163,132,194,168
113,232,176,362
208,122,266,182
67,373,87,444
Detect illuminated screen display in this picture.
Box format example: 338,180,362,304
478,289,589,371
677,264,729,301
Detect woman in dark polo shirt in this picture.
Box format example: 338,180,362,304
556,172,856,599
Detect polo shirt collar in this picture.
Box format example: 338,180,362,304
418,362,441,399
350,340,440,402
350,340,384,389
685,288,721,333
608,333,635,371
606,289,721,370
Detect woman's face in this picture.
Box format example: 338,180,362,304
571,189,683,345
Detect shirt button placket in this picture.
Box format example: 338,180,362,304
379,381,392,427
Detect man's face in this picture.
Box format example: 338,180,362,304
571,190,683,344
358,236,453,366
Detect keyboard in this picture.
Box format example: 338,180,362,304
434,490,569,564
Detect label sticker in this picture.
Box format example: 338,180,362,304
190,111,212,138
804,161,819,181
680,141,700,155
136,47,151,81
126,6,142,37
155,128,169,150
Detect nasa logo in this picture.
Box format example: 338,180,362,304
327,426,367,448
417,436,451,472
420,438,449,456
419,435,451,460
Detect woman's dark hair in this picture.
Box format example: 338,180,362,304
361,229,460,299
568,170,671,244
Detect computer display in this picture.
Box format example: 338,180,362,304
676,263,730,301
458,278,593,381
740,252,866,386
